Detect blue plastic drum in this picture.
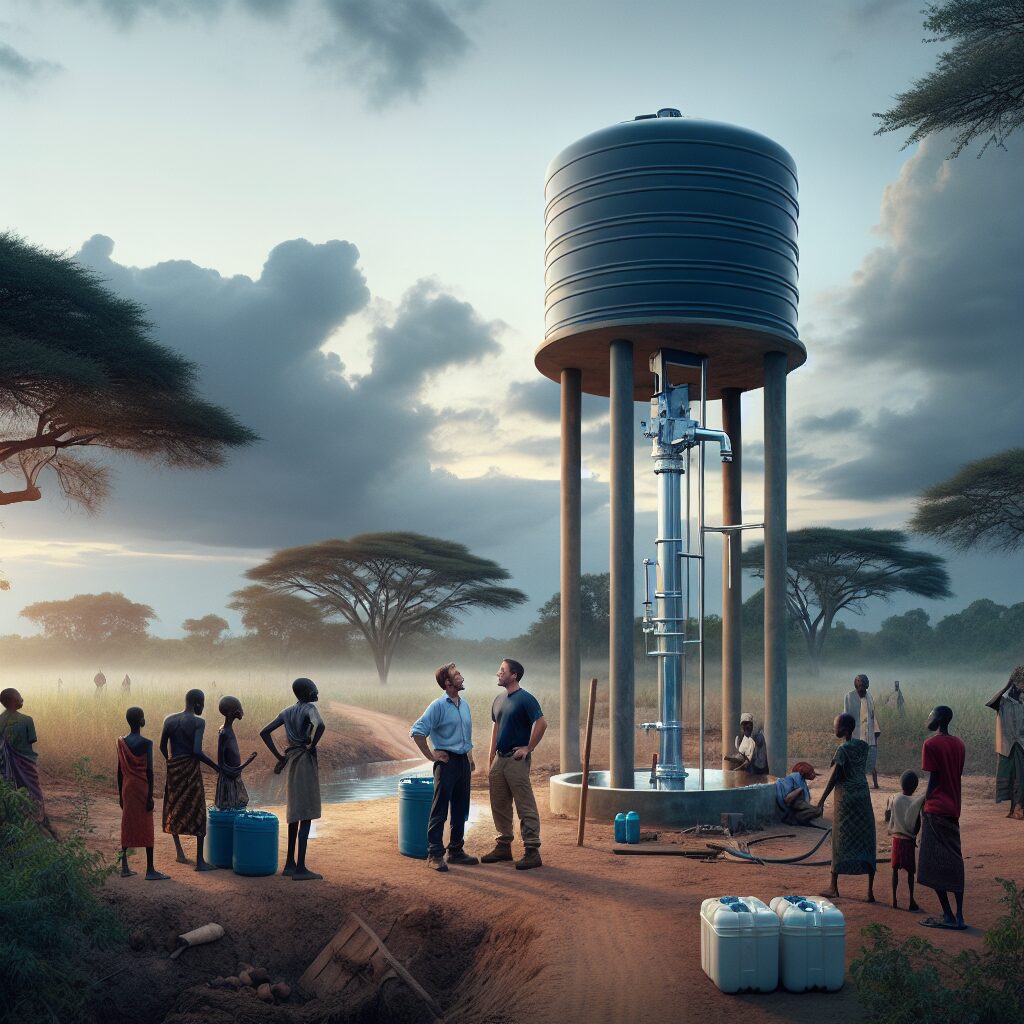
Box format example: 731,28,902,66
207,808,241,868
398,776,434,859
233,810,279,876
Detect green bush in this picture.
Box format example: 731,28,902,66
0,761,124,1024
851,878,1024,1024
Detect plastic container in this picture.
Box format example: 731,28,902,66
700,896,780,993
232,811,279,876
207,807,241,869
398,776,434,859
769,896,845,992
614,812,627,843
625,810,640,844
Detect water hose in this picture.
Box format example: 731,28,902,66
713,827,833,864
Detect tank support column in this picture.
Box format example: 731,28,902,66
609,338,635,789
560,367,582,773
720,387,743,766
763,352,788,776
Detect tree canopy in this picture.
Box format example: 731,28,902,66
245,533,527,684
181,613,230,645
20,591,157,644
910,448,1024,552
742,528,952,671
523,572,610,654
227,584,350,655
0,232,258,509
874,1,1024,156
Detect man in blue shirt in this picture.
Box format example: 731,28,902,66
410,662,478,871
482,658,547,870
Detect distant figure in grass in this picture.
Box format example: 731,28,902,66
0,687,51,832
57,677,63,694
214,696,256,810
723,712,769,774
885,769,925,911
483,658,547,871
775,762,822,826
260,678,324,881
986,665,1024,819
93,670,107,697
122,673,132,695
844,674,881,789
159,689,220,870
817,712,876,903
410,662,479,872
918,705,967,931
117,707,169,880
883,680,906,717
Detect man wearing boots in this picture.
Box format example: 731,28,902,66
482,658,547,870
410,662,479,872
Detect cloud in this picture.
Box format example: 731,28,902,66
0,41,62,82
804,138,1024,500
508,378,610,424
797,408,863,434
317,0,471,105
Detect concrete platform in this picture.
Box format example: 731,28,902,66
549,769,781,830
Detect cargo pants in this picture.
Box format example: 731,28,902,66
489,753,541,849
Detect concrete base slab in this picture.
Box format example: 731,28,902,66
549,769,780,830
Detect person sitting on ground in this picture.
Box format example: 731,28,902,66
0,688,51,832
885,769,925,912
117,707,169,881
918,705,967,930
817,712,876,903
260,678,324,881
986,666,1024,819
159,689,220,871
844,674,881,789
775,762,822,825
214,696,257,811
723,712,769,773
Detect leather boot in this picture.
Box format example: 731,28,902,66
480,843,514,863
426,853,449,872
515,847,543,870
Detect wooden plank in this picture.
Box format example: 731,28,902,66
577,678,599,846
613,844,722,858
299,916,363,994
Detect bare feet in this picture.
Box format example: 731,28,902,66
908,900,921,912
292,869,322,881
121,869,138,878
175,851,191,865
892,899,898,909
281,864,295,877
145,870,170,881
195,860,219,872
866,895,876,903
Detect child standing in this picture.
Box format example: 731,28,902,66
885,769,926,910
214,696,257,810
117,707,169,880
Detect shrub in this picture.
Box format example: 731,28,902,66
851,878,1024,1024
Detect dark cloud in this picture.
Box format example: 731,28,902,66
317,0,471,105
807,138,1024,500
797,408,862,434
508,378,609,423
0,41,62,82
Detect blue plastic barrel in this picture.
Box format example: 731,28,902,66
207,808,240,868
625,810,640,844
398,776,434,859
614,812,627,843
233,811,279,876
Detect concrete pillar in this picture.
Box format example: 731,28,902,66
763,352,788,776
560,368,582,773
720,388,743,763
609,339,635,789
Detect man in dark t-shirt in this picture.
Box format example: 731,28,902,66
918,705,967,930
481,658,547,870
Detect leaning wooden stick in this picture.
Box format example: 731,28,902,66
577,677,599,846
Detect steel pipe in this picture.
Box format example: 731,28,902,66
560,367,582,773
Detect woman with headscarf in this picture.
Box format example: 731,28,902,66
817,712,876,901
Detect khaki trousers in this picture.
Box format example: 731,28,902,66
489,754,541,849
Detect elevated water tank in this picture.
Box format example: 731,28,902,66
536,109,805,399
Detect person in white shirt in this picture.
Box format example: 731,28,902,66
844,674,881,789
986,666,1024,818
723,712,768,773
885,769,926,911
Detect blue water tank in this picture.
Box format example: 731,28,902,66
398,776,434,859
614,812,627,843
625,810,641,844
233,810,279,876
207,808,241,869
537,108,804,399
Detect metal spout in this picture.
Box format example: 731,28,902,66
694,426,733,463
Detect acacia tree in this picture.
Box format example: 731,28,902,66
227,584,349,655
874,1,1024,156
245,533,527,684
20,591,157,644
910,448,1024,552
182,613,230,645
0,232,257,508
524,572,610,655
742,528,952,673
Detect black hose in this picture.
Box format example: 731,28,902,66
718,827,833,864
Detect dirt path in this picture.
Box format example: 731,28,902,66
53,769,1024,1024
329,700,422,762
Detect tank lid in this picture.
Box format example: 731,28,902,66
634,107,683,121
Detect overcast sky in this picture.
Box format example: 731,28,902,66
2,0,1021,643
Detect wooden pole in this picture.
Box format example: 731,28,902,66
577,677,599,846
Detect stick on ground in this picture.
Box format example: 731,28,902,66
577,677,599,846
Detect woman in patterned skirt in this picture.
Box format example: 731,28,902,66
817,712,876,901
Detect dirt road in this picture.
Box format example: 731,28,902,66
330,700,422,762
